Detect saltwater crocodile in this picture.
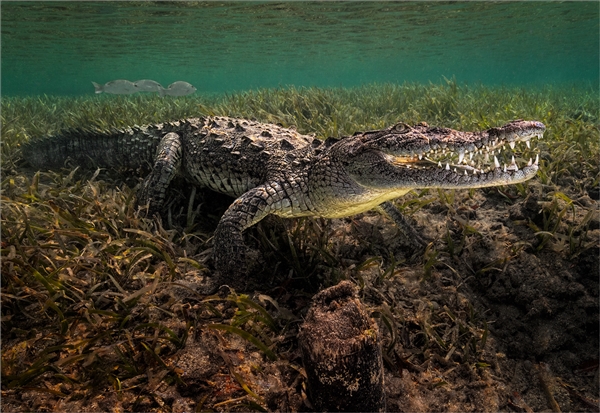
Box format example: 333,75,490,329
23,117,545,282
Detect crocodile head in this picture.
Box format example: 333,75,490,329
337,120,545,192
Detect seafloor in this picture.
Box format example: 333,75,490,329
1,82,598,412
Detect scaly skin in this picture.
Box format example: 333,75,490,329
22,117,545,283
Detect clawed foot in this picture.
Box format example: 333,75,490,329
195,277,243,296
212,230,264,292
136,183,161,217
403,224,431,250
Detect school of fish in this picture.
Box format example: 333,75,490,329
92,79,196,96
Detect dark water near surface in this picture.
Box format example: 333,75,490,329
1,1,598,96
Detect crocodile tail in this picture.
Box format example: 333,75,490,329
22,126,162,171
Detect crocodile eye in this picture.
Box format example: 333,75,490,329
391,123,410,134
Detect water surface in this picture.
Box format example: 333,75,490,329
1,1,598,96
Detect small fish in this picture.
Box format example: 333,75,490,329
92,80,137,94
159,81,197,97
133,79,164,93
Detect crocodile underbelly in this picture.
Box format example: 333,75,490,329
315,189,412,218
188,166,263,198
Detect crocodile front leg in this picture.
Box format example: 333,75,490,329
213,183,289,285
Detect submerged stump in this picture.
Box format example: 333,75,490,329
298,281,385,412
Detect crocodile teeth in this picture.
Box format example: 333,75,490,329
494,156,500,169
535,154,539,164
458,151,465,164
464,170,468,175
509,141,516,150
526,140,531,149
503,164,507,173
438,161,443,168
469,152,473,160
418,154,423,160
527,158,533,167
445,163,450,170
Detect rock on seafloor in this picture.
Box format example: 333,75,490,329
298,281,385,412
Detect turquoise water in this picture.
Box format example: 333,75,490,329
1,1,598,96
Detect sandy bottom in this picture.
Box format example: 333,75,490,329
2,180,598,412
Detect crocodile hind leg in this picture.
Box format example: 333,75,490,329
378,201,428,247
137,132,182,214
